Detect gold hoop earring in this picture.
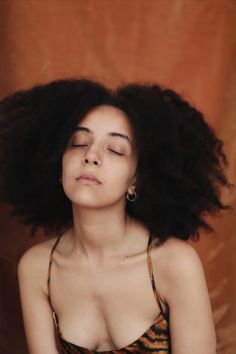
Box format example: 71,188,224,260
126,191,137,202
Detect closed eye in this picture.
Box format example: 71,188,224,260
108,149,124,156
71,144,88,147
71,144,123,156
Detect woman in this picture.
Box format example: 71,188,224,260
0,79,231,353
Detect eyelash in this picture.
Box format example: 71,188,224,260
71,144,87,147
71,144,124,156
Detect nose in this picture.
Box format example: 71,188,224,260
82,146,102,166
82,157,102,166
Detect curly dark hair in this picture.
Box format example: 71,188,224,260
0,78,233,244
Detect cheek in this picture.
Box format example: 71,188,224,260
61,155,81,200
105,159,137,188
62,152,78,176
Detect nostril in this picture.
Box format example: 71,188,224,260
82,157,101,165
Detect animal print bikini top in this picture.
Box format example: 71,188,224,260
47,233,171,353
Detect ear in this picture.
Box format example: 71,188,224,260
127,184,136,195
130,174,137,185
127,176,137,195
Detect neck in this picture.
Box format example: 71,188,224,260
70,201,138,261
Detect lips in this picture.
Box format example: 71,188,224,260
77,173,101,184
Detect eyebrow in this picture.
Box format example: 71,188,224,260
75,126,132,143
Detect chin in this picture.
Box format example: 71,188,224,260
64,187,125,210
69,193,106,209
71,197,124,211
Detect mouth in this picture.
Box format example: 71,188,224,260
76,174,101,185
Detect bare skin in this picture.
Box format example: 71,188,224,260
18,105,217,353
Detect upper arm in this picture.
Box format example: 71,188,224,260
157,239,217,354
18,245,59,354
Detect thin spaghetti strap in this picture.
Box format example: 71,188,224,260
147,233,164,314
47,232,64,336
47,232,64,310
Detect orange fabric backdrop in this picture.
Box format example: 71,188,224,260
0,1,235,353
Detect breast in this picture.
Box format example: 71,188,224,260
55,311,171,353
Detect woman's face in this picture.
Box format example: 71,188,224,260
61,105,138,209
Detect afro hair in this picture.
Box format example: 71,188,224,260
0,78,233,245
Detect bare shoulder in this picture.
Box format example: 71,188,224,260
18,236,58,269
18,236,63,353
158,236,202,270
18,236,58,294
150,236,205,303
151,237,217,352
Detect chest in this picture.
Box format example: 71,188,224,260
50,254,163,351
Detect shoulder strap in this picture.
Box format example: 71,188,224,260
47,232,64,335
47,232,63,310
147,233,164,314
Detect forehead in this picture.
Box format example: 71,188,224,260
79,105,132,134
